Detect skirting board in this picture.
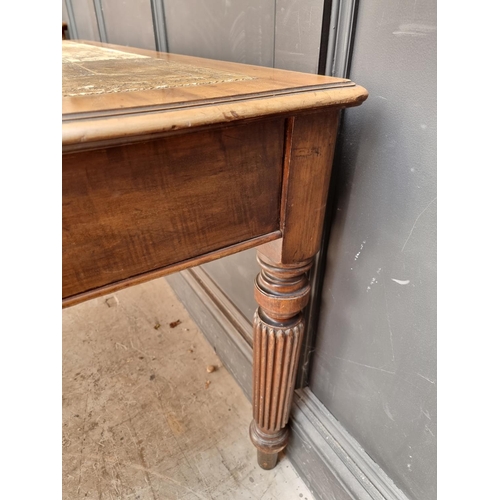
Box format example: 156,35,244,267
166,268,409,500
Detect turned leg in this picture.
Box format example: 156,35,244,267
249,251,313,469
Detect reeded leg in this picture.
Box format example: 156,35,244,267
249,252,312,469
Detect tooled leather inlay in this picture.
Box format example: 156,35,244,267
62,41,254,97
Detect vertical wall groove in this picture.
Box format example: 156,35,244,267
150,0,169,52
65,0,78,40
92,0,108,42
297,0,360,389
64,0,79,40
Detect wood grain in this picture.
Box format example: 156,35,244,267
63,118,284,300
281,109,340,262
258,109,340,266
62,231,281,308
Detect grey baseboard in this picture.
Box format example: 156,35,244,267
166,269,408,500
289,390,409,500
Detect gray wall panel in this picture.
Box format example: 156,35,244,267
163,0,275,66
71,0,100,41
62,1,69,23
101,0,156,50
202,249,259,324
275,0,324,73
309,0,437,499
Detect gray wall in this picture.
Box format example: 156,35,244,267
163,0,275,66
101,0,156,50
66,0,100,41
309,1,437,499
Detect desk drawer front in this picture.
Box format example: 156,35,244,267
63,118,284,299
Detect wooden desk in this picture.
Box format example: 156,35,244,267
62,40,368,469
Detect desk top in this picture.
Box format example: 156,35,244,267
62,41,367,151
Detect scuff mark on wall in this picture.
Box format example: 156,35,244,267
354,240,366,261
391,278,410,285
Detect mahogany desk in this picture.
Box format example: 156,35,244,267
62,40,368,469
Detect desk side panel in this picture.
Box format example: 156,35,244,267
62,119,284,299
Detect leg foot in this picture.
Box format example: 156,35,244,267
257,450,278,470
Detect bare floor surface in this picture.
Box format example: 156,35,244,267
63,277,314,500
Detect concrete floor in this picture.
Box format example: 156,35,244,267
62,277,314,500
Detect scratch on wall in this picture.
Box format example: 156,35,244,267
401,197,436,252
393,23,436,37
